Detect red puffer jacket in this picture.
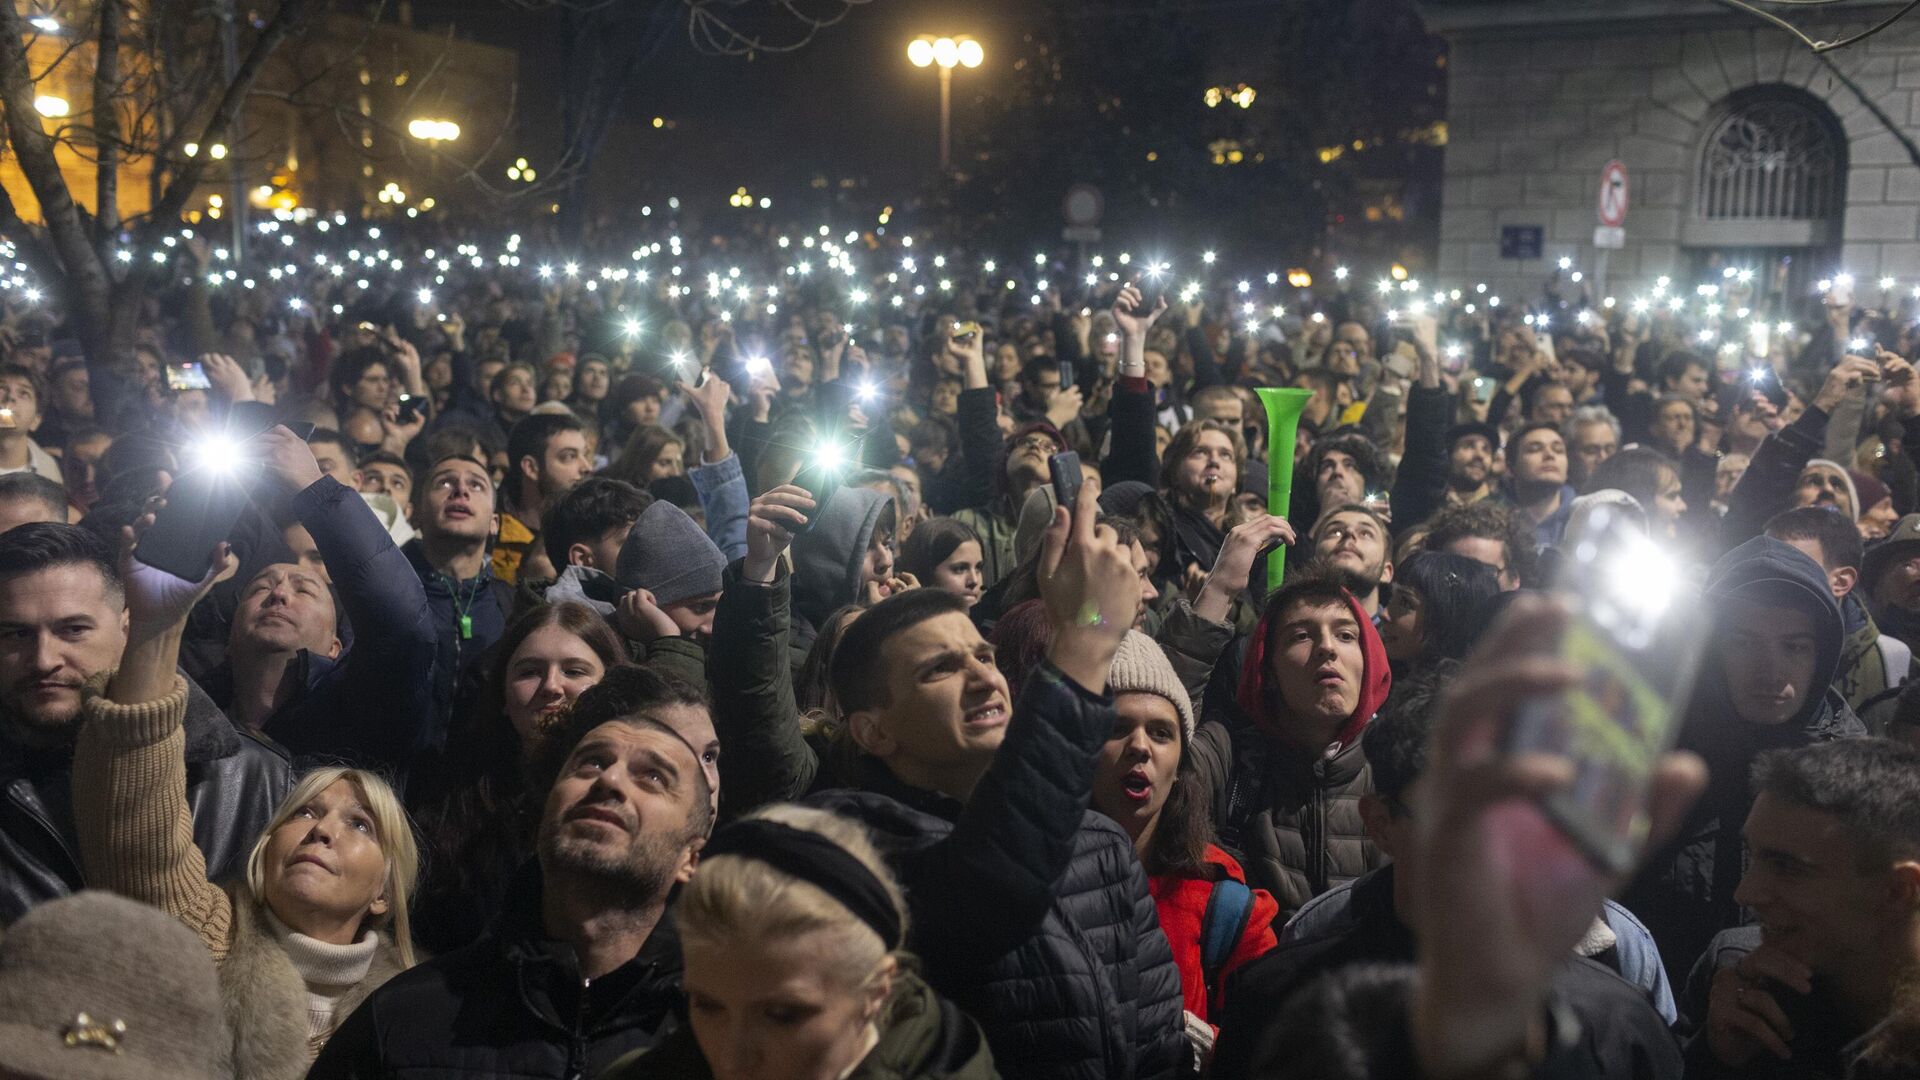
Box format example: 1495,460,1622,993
1147,844,1279,1023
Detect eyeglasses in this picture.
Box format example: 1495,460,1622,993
1013,435,1060,454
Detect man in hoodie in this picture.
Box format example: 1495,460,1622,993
1623,534,1868,985
1864,514,1920,658
789,482,898,667
1189,570,1394,915
1504,421,1575,550
1766,506,1911,713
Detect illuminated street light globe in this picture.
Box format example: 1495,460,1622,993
957,39,984,67
931,36,959,67
907,38,934,67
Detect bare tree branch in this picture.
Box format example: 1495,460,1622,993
144,0,319,240
93,0,124,243
1716,0,1920,52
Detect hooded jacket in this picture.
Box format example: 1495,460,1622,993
600,970,999,1080
791,485,893,664
953,418,1066,591
1623,536,1867,984
1189,592,1394,915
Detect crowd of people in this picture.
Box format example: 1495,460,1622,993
1,209,1920,1080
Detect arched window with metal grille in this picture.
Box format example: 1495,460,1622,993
1685,86,1845,252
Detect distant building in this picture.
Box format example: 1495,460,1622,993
0,4,516,228
1424,0,1920,300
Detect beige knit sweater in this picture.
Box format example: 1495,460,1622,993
70,676,240,962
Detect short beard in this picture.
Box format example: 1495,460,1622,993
0,693,81,750
1446,468,1485,493
537,821,684,906
1327,564,1383,601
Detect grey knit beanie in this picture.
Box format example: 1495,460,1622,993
1105,630,1194,739
0,891,229,1080
615,500,727,606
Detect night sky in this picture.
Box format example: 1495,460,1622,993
412,0,1035,211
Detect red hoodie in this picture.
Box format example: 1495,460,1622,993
1235,591,1393,755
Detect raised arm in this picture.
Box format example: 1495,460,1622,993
708,484,819,817
910,480,1140,964
255,428,437,765
1104,281,1170,488
952,331,1002,512
72,517,240,960
1389,343,1455,532
681,370,750,560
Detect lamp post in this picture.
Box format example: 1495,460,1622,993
907,35,982,173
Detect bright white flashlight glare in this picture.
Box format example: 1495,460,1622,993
1750,367,1769,382
1851,337,1870,352
416,288,432,305
623,318,642,338
857,381,878,403
815,441,846,472
745,356,772,377
1445,344,1463,359
191,434,243,474
1334,266,1349,281
669,351,690,370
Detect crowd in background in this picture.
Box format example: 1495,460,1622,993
1,211,1920,1079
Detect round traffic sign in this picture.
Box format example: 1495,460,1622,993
1598,160,1629,228
1063,184,1104,227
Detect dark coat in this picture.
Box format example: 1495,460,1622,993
204,477,438,769
1212,867,1682,1080
1191,592,1395,914
402,537,515,749
1677,926,1863,1080
308,862,684,1079
600,970,999,1080
1622,536,1867,985
808,664,1186,1080
0,676,289,924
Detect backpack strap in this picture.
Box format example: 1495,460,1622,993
1199,877,1254,1006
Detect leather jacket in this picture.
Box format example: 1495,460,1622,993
0,676,291,925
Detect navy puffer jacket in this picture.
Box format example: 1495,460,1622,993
809,663,1185,1080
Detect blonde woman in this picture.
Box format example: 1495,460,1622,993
71,521,417,1079
603,805,998,1080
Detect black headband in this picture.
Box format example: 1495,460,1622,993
701,819,904,950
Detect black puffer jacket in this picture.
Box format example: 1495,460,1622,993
808,663,1185,1080
1623,536,1867,984
0,675,288,925
308,862,683,1079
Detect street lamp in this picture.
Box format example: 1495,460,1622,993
407,118,460,142
907,34,983,173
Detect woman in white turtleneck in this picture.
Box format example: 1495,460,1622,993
72,522,418,1079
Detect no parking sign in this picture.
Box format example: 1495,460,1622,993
1595,160,1629,249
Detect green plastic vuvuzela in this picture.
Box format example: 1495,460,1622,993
1253,387,1314,592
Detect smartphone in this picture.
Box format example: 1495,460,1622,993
165,362,211,391
1502,506,1709,874
135,463,253,582
1470,376,1495,404
1832,283,1856,309
789,459,842,536
1049,450,1082,514
1057,360,1077,393
952,321,981,343
396,394,424,424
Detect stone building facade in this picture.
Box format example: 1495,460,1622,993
1423,0,1920,301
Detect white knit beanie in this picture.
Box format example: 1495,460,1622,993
1105,630,1194,740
